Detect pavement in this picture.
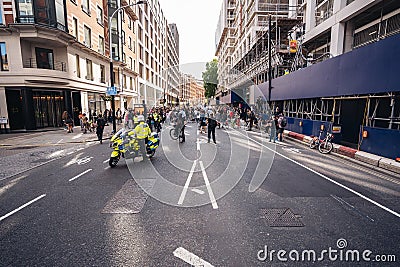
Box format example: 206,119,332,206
281,129,400,175
0,124,118,181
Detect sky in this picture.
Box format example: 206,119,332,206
160,0,223,65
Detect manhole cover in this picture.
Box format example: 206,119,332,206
7,146,38,150
261,208,304,227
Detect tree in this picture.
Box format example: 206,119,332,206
202,58,218,99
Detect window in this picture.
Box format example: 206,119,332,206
100,64,105,83
128,17,132,29
129,57,133,69
122,30,126,45
133,41,136,53
86,59,93,80
130,77,133,90
17,0,34,23
0,43,9,71
128,36,132,50
98,36,104,54
35,47,54,70
97,6,103,25
122,52,126,63
76,55,80,78
123,74,126,88
72,17,78,38
84,25,91,47
82,0,90,15
0,2,4,25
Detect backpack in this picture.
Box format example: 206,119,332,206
280,117,287,127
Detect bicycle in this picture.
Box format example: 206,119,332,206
169,123,185,143
309,130,334,154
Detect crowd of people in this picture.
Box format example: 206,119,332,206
62,103,287,145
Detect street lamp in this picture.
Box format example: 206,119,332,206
108,0,147,133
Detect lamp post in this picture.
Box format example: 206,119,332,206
108,0,146,133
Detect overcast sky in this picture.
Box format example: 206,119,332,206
160,0,223,65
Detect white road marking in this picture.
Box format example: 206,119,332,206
56,139,63,144
0,194,46,222
197,138,200,151
191,188,205,195
237,131,400,219
104,166,110,170
67,151,74,155
103,159,109,164
199,161,218,209
72,133,83,140
76,147,85,151
76,156,93,165
69,169,92,182
178,160,197,205
173,247,214,267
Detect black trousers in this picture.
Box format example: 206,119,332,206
208,127,216,143
96,129,104,143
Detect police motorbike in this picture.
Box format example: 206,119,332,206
109,128,160,167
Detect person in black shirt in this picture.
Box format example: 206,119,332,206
207,112,218,144
96,114,106,144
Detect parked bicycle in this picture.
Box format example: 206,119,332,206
309,130,334,154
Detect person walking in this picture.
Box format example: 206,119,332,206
268,115,277,143
207,112,218,144
96,114,106,144
62,111,74,133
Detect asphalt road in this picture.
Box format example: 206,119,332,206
0,123,399,266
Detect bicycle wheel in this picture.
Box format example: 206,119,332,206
169,128,178,140
318,141,333,154
309,138,318,149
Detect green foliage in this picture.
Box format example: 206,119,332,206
202,58,218,99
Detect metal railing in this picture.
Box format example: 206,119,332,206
23,58,67,72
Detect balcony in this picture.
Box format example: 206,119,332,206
23,58,67,72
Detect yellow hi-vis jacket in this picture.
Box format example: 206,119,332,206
134,122,151,139
134,116,139,124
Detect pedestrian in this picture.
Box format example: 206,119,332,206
62,111,74,133
277,114,286,142
81,113,89,133
116,108,122,124
199,111,207,134
96,114,106,144
268,115,276,143
207,112,218,144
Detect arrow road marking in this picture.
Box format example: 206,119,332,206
178,160,197,205
0,194,46,222
173,247,214,267
200,161,218,209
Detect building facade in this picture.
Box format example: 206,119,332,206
179,73,205,106
215,0,400,158
0,0,179,131
135,0,180,108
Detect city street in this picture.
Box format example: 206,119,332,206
0,123,399,266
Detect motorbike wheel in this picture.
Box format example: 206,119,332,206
309,139,317,149
318,141,333,154
147,150,155,158
109,156,119,168
169,128,178,140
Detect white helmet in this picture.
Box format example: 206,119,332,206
137,115,145,122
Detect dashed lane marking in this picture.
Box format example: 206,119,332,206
0,194,46,222
173,247,214,267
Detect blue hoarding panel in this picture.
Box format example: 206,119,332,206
360,127,400,160
259,33,400,101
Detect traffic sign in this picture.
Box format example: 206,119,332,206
106,86,118,96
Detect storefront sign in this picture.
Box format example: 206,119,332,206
0,117,8,124
332,126,342,133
